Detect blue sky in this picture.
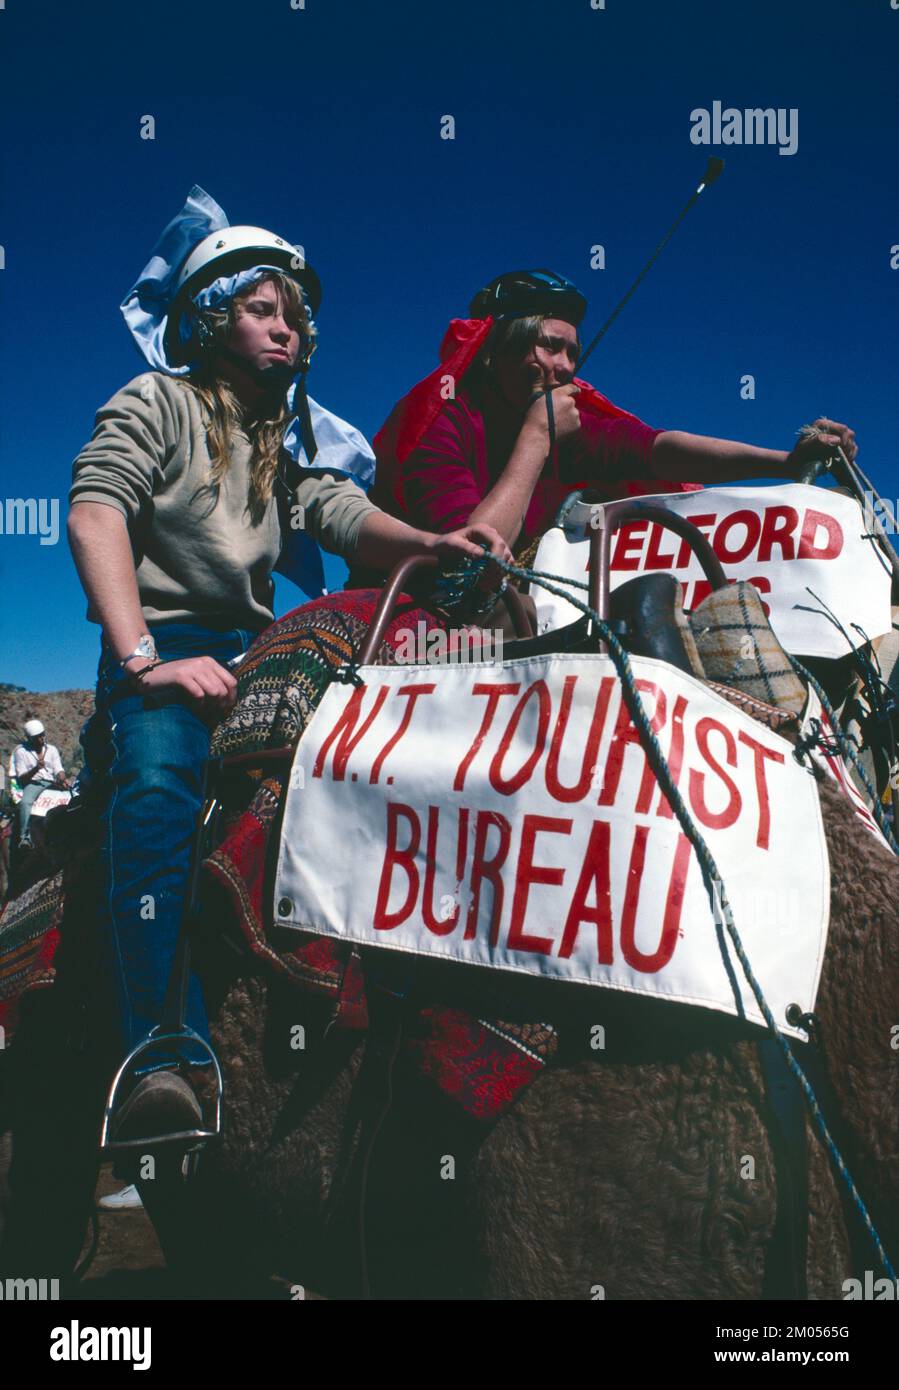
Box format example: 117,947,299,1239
1,0,897,691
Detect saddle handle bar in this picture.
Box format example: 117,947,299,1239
214,509,727,774
360,506,728,666
356,554,535,668
588,500,728,620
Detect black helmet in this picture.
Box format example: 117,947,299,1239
469,269,587,327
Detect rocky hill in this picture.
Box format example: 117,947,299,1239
0,683,94,787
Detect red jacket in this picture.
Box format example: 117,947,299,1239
371,317,700,538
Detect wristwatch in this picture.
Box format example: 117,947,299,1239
119,635,159,670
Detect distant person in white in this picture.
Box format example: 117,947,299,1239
12,719,69,845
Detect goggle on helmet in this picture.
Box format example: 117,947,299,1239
469,269,587,328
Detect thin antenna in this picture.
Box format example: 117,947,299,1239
575,157,725,375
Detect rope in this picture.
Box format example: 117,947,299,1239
801,589,899,775
794,717,842,763
307,612,365,688
463,545,897,1279
789,657,899,855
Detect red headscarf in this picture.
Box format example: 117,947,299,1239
373,317,701,515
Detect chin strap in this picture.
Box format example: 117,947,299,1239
291,369,318,466
210,344,319,474
273,369,320,578
204,344,321,558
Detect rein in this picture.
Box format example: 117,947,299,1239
148,552,896,1288
451,546,898,1280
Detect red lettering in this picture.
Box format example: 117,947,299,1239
370,684,436,783
558,820,613,962
675,514,717,567
507,815,572,955
656,694,688,818
644,522,677,570
545,675,615,802
688,717,742,829
422,805,469,935
620,825,648,964
453,683,520,791
757,505,799,562
465,810,512,943
373,803,420,930
737,730,785,850
634,688,668,813
611,521,649,571
598,682,667,810
313,683,390,781
714,509,762,564
620,829,692,972
798,508,843,560
489,680,552,795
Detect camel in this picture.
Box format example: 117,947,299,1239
1,595,896,1301
129,771,896,1301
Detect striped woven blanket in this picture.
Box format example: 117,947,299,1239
206,591,558,1122
0,592,558,1123
0,870,65,1038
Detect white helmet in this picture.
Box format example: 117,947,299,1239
165,225,322,367
23,718,45,738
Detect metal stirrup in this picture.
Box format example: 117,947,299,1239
100,759,225,1154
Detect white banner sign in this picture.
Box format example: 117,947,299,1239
274,655,830,1038
532,485,892,659
31,788,70,817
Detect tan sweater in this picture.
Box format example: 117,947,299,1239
69,372,377,629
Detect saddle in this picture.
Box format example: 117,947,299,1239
2,580,815,1108
501,572,805,736
500,572,703,674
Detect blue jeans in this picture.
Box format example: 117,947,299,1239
87,621,258,1069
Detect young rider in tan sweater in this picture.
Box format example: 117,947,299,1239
69,189,507,1149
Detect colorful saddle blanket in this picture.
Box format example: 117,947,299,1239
0,869,65,1036
0,591,558,1125
206,590,559,1121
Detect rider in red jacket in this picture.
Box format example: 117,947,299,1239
356,270,858,588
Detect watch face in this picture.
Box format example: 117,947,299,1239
136,636,158,661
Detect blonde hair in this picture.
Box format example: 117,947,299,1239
180,271,317,519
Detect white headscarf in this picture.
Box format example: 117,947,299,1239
120,186,376,597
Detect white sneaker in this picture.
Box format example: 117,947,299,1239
97,1183,143,1212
